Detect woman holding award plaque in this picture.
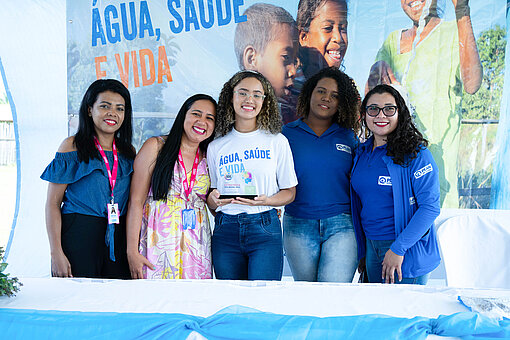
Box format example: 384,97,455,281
207,70,298,280
126,94,217,279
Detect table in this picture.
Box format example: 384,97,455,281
1,278,509,339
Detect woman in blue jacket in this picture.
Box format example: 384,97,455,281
351,84,441,284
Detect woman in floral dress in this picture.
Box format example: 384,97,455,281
126,94,217,279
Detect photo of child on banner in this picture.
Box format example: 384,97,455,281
288,0,349,124
234,3,299,124
366,0,482,208
235,1,349,125
297,0,348,80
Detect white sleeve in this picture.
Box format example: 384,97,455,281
275,134,298,189
206,143,218,188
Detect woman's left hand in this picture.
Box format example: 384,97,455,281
382,249,404,284
232,195,269,206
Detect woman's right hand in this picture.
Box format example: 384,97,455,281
127,251,155,279
207,189,233,210
51,250,73,277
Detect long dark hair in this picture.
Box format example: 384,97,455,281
215,70,281,136
151,94,217,201
297,67,360,131
75,79,135,162
361,84,428,166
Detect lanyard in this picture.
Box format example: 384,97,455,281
177,148,200,200
94,136,118,203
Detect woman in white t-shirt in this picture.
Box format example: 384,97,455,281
207,70,298,280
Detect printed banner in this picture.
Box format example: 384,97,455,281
67,0,507,209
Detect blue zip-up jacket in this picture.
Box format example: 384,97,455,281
350,138,441,278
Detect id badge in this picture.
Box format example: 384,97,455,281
107,203,120,224
182,209,196,230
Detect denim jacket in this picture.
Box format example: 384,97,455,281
350,138,441,278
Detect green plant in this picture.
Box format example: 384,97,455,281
0,247,22,297
462,26,506,120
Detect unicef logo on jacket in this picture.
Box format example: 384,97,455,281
378,176,392,186
414,164,433,179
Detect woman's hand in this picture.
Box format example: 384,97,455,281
232,188,295,207
127,251,155,279
207,189,234,210
45,179,69,278
51,250,73,277
232,194,269,206
126,137,160,280
382,249,404,284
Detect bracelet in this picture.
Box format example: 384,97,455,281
455,5,470,21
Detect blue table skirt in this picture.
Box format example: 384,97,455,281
1,305,509,339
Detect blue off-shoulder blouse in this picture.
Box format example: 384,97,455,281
41,151,133,217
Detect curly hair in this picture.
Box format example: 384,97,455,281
215,70,282,136
361,84,428,166
296,67,360,131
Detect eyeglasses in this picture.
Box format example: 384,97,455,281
365,105,397,117
234,90,266,101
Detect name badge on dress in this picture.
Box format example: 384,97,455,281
182,208,196,230
107,203,120,224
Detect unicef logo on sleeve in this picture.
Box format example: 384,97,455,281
378,176,392,186
336,144,352,154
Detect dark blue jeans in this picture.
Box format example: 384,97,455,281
366,239,430,284
212,209,283,280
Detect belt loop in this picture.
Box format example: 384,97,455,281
215,211,223,225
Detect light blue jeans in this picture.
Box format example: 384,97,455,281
283,212,357,282
365,239,430,284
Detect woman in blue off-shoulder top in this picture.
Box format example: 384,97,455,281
41,79,135,279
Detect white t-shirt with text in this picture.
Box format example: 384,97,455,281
207,129,298,215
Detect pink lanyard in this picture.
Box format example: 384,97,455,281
177,149,200,200
94,136,118,203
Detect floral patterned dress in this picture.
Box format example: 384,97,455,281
139,157,212,279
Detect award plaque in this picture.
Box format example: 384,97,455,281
219,170,257,199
